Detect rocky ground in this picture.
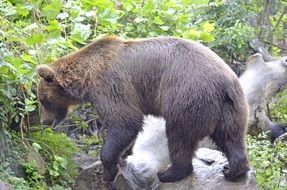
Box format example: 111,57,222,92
73,148,258,190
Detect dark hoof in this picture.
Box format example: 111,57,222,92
103,167,118,182
158,164,192,183
223,164,249,181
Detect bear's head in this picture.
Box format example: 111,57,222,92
36,64,80,127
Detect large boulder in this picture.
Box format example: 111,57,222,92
73,148,258,190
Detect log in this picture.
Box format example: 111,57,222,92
239,53,287,134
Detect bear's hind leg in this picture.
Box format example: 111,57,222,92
212,115,249,181
157,120,195,183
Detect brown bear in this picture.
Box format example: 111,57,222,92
36,36,249,183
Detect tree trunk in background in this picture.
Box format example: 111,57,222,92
239,53,287,135
258,0,276,44
255,0,287,58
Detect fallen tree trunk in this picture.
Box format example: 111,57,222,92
239,53,287,134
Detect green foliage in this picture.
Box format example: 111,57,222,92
197,0,257,62
269,1,287,56
213,20,255,61
269,89,287,122
22,162,45,187
0,129,78,189
247,134,287,189
79,135,103,157
29,128,80,183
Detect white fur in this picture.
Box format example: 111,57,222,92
126,115,170,171
119,115,170,189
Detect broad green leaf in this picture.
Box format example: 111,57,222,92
5,56,23,70
21,54,36,65
154,16,164,25
46,20,61,37
16,4,31,16
98,9,119,25
41,0,62,20
189,29,201,36
70,23,91,43
81,0,114,11
143,0,154,12
182,31,193,39
202,22,215,32
182,29,200,39
25,34,45,46
200,31,215,42
32,142,42,153
0,60,16,72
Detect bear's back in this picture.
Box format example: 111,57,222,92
115,37,239,98
115,37,236,82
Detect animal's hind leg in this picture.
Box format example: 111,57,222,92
212,115,249,181
157,120,196,183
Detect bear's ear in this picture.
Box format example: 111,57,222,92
36,64,56,83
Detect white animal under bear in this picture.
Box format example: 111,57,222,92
119,115,170,190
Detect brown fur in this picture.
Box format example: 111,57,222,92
37,36,249,183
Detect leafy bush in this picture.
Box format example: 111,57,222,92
247,134,287,189
0,129,78,189
21,162,46,188
269,89,287,123
29,128,81,183
200,0,257,62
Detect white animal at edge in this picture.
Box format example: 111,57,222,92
119,115,170,190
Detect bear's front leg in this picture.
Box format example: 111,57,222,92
101,116,143,182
